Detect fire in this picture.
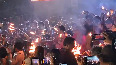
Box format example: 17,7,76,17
72,41,81,55
29,43,36,53
89,32,92,37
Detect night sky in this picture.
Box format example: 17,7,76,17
0,0,33,19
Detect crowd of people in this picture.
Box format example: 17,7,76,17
0,8,116,65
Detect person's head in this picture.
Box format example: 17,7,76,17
50,49,60,65
63,37,75,50
14,41,23,52
102,30,114,45
91,46,102,56
35,46,44,59
0,47,7,59
105,18,114,29
58,25,65,33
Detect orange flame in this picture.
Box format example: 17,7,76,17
29,43,36,53
72,41,81,55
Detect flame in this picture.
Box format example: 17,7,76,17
72,41,81,55
29,43,36,53
89,32,92,37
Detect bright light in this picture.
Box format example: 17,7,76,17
102,6,105,10
110,10,114,15
42,30,45,34
65,33,68,36
99,43,102,46
89,32,92,37
72,43,81,55
107,12,110,16
59,34,62,38
54,28,58,31
30,32,35,35
35,38,39,42
29,43,36,53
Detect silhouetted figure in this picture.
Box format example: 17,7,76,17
50,49,61,65
60,37,78,65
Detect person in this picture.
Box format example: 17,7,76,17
11,41,25,65
50,49,61,65
55,25,66,49
92,32,116,65
60,37,78,65
0,47,8,65
33,46,44,65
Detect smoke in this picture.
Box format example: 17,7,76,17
30,0,116,44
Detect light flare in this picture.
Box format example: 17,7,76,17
89,32,92,37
